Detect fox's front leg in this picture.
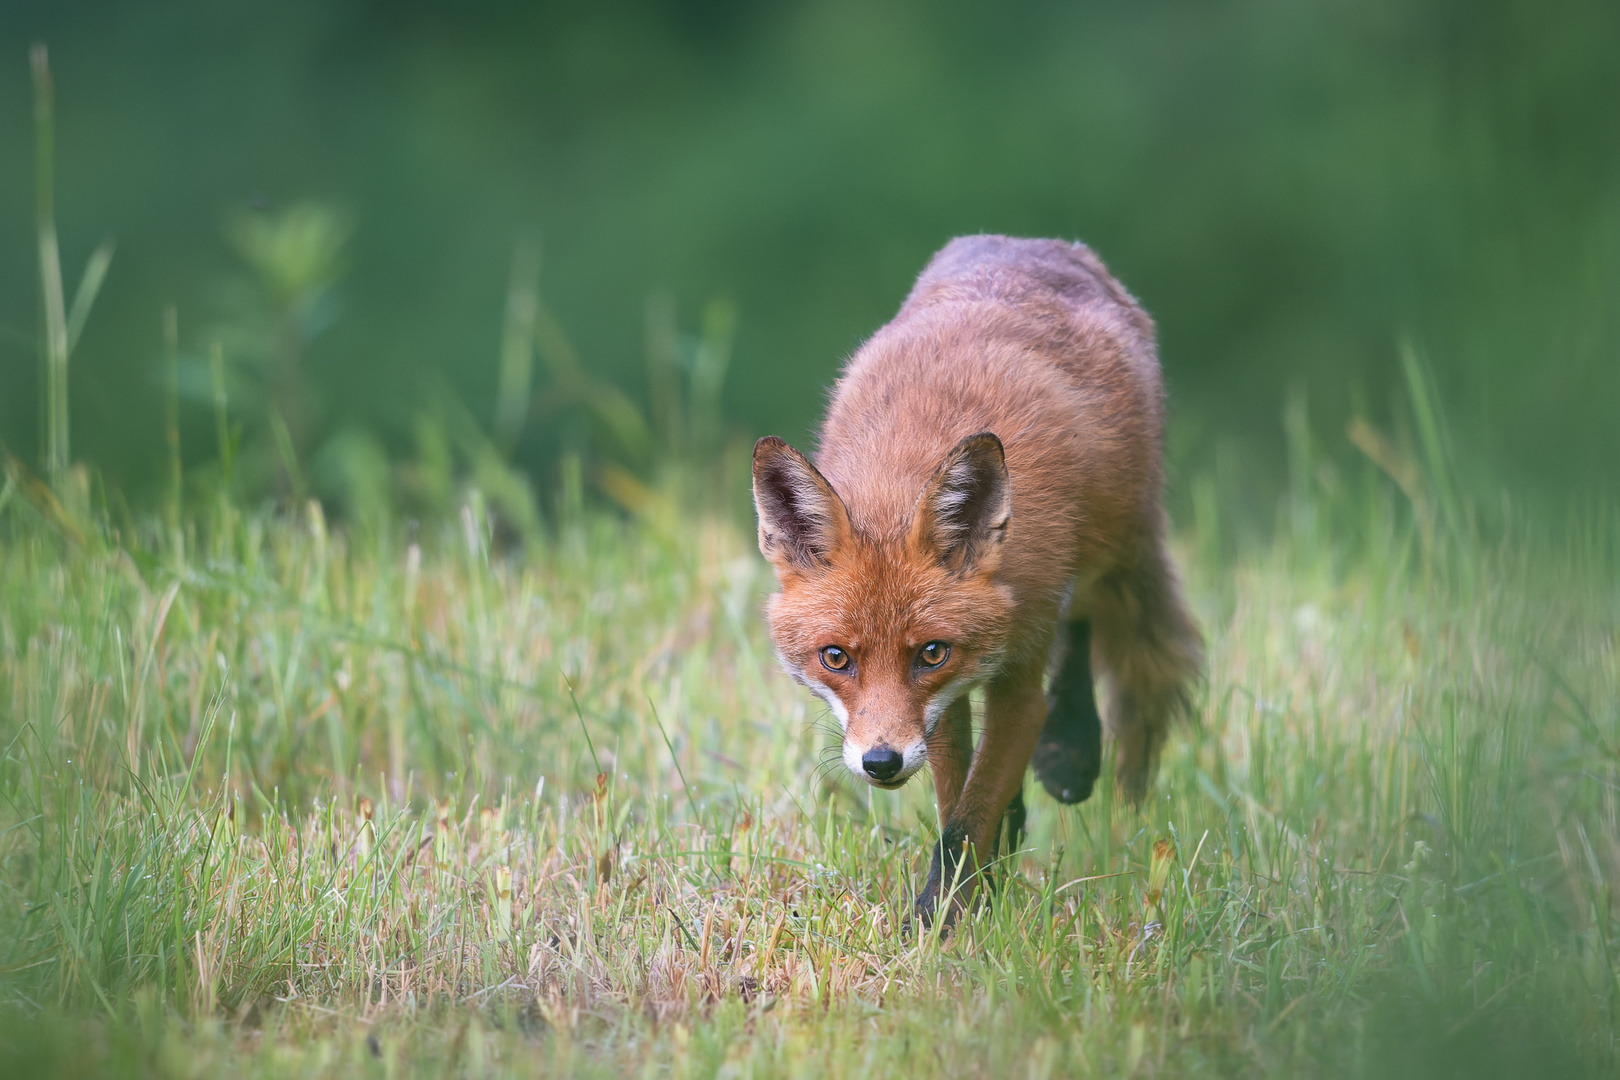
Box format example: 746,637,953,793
917,666,1045,925
926,696,973,823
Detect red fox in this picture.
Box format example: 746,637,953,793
753,236,1203,922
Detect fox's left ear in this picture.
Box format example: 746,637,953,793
911,432,1011,575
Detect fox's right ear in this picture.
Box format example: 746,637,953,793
753,437,852,574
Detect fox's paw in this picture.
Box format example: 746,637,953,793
913,824,978,933
1112,745,1152,806
912,884,978,937
1032,735,1100,804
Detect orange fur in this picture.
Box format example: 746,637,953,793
754,235,1202,922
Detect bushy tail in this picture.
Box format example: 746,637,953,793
1090,536,1204,802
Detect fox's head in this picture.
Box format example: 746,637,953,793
752,432,1016,789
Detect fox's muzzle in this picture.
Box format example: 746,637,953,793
843,736,927,787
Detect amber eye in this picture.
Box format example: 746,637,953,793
918,641,950,668
819,646,851,672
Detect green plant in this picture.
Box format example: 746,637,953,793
30,43,115,493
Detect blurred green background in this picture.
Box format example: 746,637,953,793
1,0,1616,513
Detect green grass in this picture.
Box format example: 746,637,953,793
0,470,1616,1078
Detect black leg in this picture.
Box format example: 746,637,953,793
1031,620,1104,804
1001,787,1026,858
916,788,1029,927
917,820,973,927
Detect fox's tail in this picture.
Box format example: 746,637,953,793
1089,532,1204,802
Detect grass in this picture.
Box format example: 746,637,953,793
0,460,1616,1078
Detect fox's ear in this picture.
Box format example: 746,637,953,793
911,432,1010,575
753,437,853,573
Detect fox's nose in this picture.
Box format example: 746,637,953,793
861,748,903,781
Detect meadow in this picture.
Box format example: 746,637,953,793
1,404,1616,1078
2,7,1617,1075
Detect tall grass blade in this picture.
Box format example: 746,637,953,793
270,408,307,500
32,43,70,485
495,238,540,453
688,295,735,456
64,238,115,358
1400,338,1462,546
562,673,602,779
648,694,696,815
644,290,683,456
209,342,234,486
163,305,182,538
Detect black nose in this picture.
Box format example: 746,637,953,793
861,748,903,781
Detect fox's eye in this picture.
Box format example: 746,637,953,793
820,646,851,672
918,641,950,668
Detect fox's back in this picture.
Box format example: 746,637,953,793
814,236,1166,618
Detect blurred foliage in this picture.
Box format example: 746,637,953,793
0,0,1615,518
209,201,352,489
